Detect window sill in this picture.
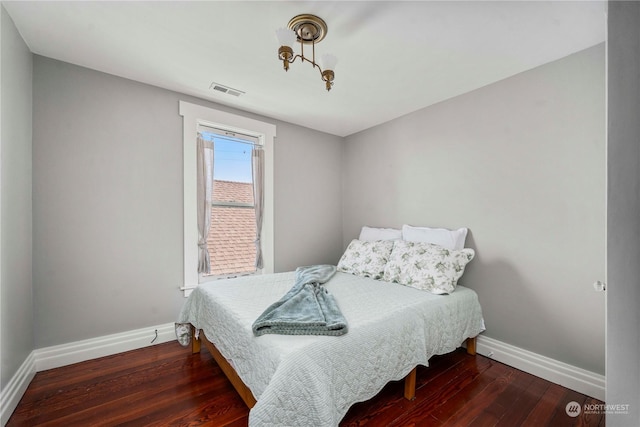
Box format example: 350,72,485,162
181,270,262,297
180,285,197,298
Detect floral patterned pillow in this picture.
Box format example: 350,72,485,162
383,240,475,294
337,239,394,279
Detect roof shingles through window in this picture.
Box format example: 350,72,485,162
206,180,256,276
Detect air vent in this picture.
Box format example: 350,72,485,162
209,82,245,97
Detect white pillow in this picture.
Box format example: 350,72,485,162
402,224,468,250
359,226,402,241
337,239,394,279
383,240,475,294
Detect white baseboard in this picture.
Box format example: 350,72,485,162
1,351,36,426
34,322,177,372
475,335,605,401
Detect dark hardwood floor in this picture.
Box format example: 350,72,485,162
7,341,604,426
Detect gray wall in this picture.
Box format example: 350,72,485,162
607,2,640,424
343,44,606,374
9,18,610,387
274,123,343,272
32,56,343,348
1,5,33,389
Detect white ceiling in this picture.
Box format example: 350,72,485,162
4,1,606,137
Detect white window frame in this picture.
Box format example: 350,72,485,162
180,101,275,297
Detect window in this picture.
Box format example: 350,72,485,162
200,127,258,278
180,101,275,296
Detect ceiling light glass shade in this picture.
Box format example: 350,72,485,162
321,53,338,71
276,28,297,48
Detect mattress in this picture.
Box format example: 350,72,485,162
178,270,485,426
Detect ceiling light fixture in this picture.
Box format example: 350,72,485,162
276,14,337,92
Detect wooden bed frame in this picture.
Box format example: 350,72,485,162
190,325,477,408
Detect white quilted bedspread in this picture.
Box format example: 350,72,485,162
178,271,485,427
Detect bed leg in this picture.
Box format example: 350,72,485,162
404,367,417,401
466,336,477,355
191,325,201,354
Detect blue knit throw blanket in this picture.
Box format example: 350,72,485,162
252,265,348,336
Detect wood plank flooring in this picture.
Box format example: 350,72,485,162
7,341,604,426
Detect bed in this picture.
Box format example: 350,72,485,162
178,269,485,426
